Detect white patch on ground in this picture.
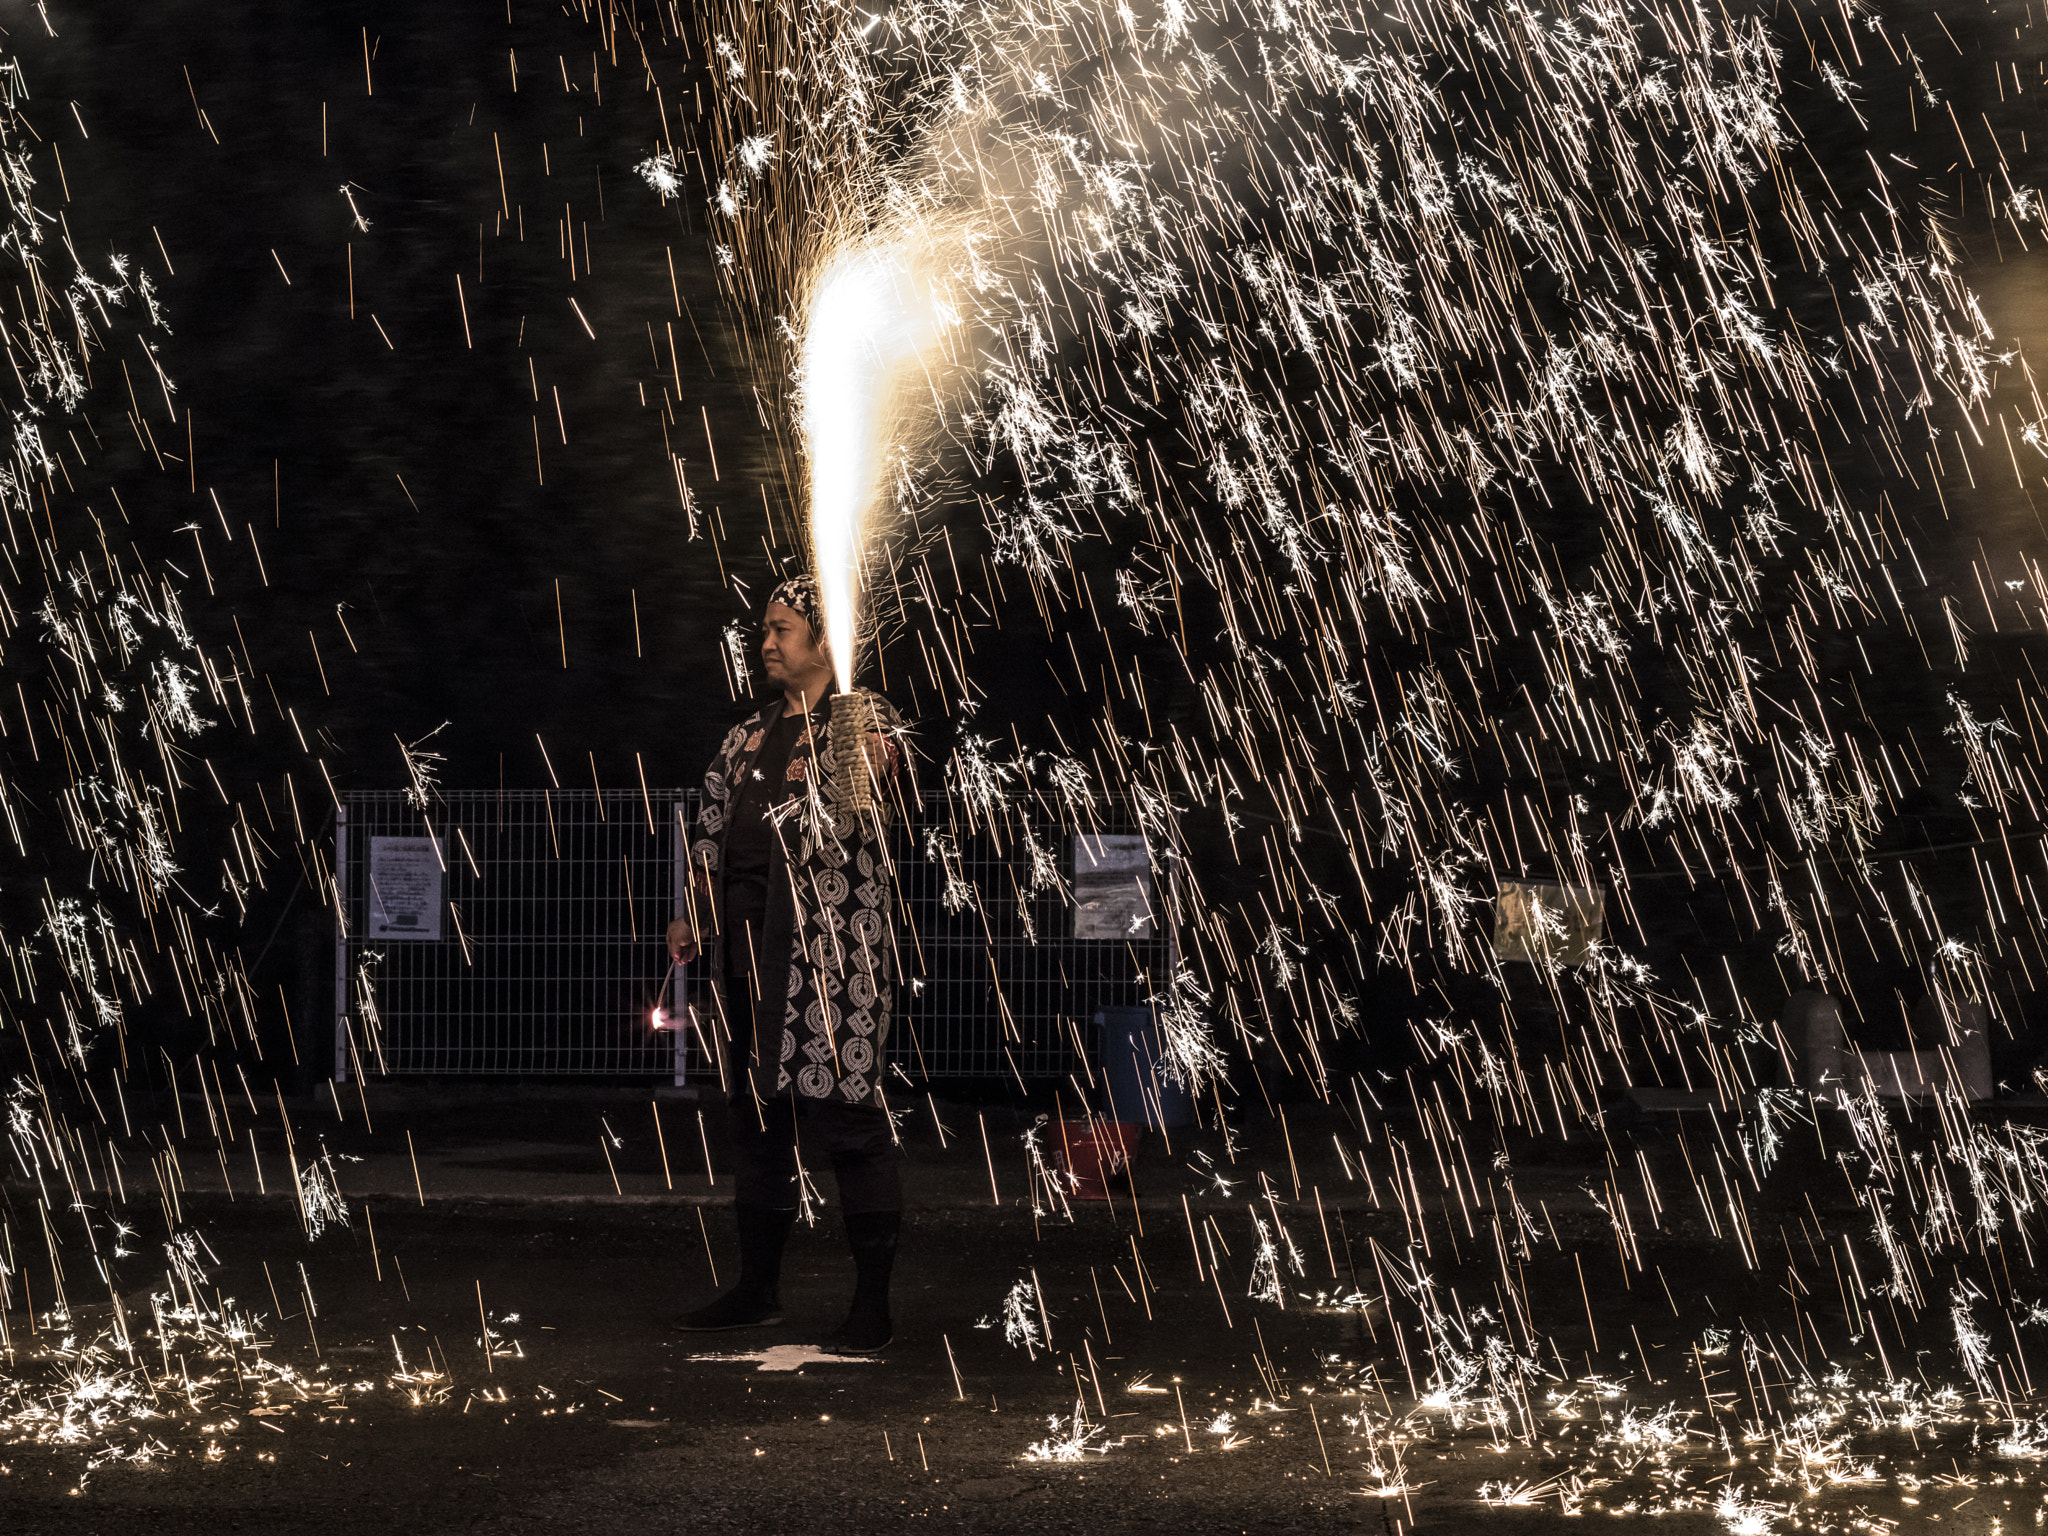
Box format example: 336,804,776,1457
692,1345,881,1372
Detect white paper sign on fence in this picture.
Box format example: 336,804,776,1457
368,836,445,941
1073,834,1154,939
1491,880,1605,966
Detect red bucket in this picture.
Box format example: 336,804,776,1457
1054,1121,1140,1200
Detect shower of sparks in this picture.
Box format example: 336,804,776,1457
5,0,2048,1523
694,0,2048,1056
681,0,2048,1514
295,1152,351,1242
396,724,451,813
986,1276,1048,1357
0,13,640,1483
1023,1402,1113,1459
0,1229,555,1483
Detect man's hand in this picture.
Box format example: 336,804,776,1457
666,917,700,964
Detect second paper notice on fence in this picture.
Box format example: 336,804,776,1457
367,836,445,941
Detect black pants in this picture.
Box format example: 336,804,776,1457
729,1094,903,1214
725,936,902,1216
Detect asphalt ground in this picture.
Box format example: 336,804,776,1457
7,1090,2048,1533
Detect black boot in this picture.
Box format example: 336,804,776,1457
674,1205,796,1331
821,1210,899,1354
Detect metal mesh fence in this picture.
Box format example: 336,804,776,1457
336,791,687,1079
336,790,1172,1081
891,816,1168,1084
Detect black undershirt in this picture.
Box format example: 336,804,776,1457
720,708,805,959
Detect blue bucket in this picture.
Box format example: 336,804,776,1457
1095,1006,1196,1129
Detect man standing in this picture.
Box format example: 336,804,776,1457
667,575,908,1353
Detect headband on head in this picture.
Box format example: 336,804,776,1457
767,575,823,636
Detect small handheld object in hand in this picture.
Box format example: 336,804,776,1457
650,948,681,1031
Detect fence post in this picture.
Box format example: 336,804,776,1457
672,798,689,1088
333,803,350,1084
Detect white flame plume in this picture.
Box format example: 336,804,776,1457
797,245,945,694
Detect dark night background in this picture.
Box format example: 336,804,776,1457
6,3,2048,1526
30,2,756,788
4,0,2047,1094
0,2,784,1088
4,0,1129,1095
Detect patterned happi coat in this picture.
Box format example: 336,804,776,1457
691,688,906,1105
